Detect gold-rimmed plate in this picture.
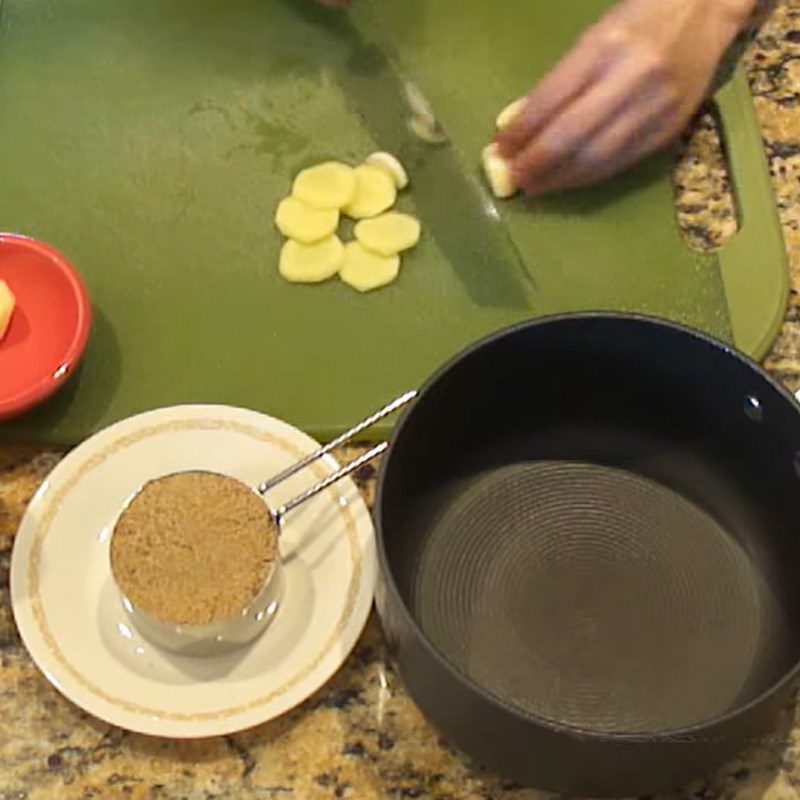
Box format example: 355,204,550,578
10,404,376,737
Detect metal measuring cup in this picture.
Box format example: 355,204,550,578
110,392,417,657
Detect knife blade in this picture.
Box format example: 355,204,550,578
337,36,537,309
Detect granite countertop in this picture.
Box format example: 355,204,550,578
5,4,800,798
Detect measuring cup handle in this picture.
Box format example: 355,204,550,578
274,441,389,524
257,389,417,495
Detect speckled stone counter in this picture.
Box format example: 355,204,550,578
6,4,800,798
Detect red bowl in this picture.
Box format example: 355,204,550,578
0,234,91,420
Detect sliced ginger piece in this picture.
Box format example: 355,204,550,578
0,280,15,341
339,241,400,292
293,162,356,210
275,196,339,244
365,152,409,190
355,212,421,257
279,236,345,284
482,143,516,199
343,165,397,219
496,98,526,131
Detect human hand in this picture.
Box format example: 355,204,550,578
495,0,756,196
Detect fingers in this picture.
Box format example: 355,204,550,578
508,65,645,193
520,97,678,196
495,29,614,159
491,0,730,197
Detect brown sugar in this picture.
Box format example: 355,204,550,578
110,471,277,625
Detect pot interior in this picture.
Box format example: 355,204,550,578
379,316,800,734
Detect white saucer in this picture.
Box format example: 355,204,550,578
10,405,377,737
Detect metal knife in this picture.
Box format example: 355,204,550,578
320,17,537,310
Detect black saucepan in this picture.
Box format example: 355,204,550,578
374,313,800,796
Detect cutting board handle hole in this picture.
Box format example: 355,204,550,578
670,102,741,253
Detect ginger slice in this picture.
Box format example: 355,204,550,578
339,241,401,292
365,152,409,190
279,236,345,283
275,197,339,244
343,165,397,219
482,144,516,199
292,162,356,210
355,212,421,257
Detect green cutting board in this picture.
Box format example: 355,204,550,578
0,0,787,444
